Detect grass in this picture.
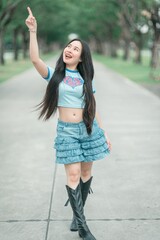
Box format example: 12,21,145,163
0,52,56,84
93,52,160,85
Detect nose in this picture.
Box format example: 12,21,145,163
67,48,73,53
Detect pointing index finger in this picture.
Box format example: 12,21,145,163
27,6,33,16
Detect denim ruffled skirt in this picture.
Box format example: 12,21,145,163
54,119,110,164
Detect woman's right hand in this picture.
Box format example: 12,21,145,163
25,6,37,31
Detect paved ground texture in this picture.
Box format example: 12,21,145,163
0,58,160,240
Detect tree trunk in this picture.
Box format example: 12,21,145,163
22,30,28,59
149,7,160,69
150,37,160,68
123,39,130,60
0,29,5,65
133,41,142,64
95,38,104,54
110,42,117,58
13,28,19,61
134,31,143,64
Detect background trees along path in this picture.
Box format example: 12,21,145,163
0,0,159,81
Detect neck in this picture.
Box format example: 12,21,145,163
66,64,78,70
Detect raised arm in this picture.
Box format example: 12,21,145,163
25,6,48,78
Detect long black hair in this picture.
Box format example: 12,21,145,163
38,38,96,134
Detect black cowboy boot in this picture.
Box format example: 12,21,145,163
70,177,93,231
66,184,96,240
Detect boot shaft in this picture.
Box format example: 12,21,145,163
66,183,96,240
81,176,93,205
66,184,86,223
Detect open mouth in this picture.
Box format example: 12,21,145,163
65,52,72,59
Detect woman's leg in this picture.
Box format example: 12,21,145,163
65,161,96,239
81,162,93,182
69,161,94,232
64,162,81,189
81,162,93,204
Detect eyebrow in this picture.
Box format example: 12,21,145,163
68,43,80,50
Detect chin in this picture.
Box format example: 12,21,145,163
64,59,74,65
63,57,69,64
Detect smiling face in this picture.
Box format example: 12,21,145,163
63,40,82,70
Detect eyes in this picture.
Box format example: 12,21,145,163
67,44,80,52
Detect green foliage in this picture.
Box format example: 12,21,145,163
0,0,158,44
1,0,122,44
89,0,121,40
0,0,23,29
0,0,159,66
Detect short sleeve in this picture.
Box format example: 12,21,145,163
43,66,54,82
92,80,96,93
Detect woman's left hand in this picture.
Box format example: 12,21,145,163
105,133,112,151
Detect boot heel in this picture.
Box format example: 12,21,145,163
70,216,78,231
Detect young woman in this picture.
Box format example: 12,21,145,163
25,7,111,240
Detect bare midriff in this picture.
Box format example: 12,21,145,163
58,107,83,123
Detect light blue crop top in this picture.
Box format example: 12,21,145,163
43,66,96,109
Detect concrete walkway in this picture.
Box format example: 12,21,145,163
0,58,160,240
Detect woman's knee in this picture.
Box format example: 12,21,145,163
81,162,93,179
65,164,81,183
69,171,81,183
81,169,91,179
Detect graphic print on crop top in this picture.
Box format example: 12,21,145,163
43,66,95,93
63,76,84,89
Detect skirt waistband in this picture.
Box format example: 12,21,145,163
57,119,97,128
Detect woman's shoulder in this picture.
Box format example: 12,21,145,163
43,66,54,82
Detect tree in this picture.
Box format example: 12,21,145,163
0,0,23,64
118,0,150,63
142,2,160,69
67,0,121,56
